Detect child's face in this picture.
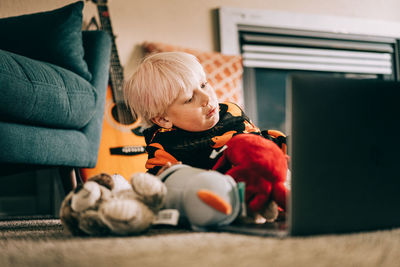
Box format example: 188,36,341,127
158,81,219,132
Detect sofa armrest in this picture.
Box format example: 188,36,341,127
80,31,112,167
82,31,111,89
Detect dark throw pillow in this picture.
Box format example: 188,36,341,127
0,1,91,81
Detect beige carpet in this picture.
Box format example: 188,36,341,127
1,219,400,267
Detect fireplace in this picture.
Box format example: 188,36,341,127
218,7,400,132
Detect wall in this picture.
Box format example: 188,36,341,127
1,0,400,77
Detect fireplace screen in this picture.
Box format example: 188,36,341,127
218,8,400,132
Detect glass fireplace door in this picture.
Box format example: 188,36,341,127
239,27,399,133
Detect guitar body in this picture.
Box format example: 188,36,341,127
81,86,147,180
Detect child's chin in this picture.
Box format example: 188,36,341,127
207,115,219,129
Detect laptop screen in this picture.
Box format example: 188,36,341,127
287,74,400,235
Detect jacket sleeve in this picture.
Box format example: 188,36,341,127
261,129,288,155
224,102,261,134
145,143,179,175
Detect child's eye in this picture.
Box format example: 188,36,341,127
201,82,208,89
185,95,194,104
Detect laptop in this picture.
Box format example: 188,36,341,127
215,74,400,236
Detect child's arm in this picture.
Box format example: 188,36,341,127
261,130,287,155
145,144,180,175
224,102,260,134
154,161,182,176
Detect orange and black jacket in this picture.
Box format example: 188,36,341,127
143,102,286,175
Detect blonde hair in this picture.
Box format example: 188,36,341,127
124,52,206,129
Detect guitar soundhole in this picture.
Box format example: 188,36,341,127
112,103,138,125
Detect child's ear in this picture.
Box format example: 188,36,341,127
151,116,173,129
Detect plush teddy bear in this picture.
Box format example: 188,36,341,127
60,172,166,236
212,133,290,222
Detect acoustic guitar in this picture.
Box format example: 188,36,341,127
80,0,147,181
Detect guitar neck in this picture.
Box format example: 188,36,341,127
96,4,125,104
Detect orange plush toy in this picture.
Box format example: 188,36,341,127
212,133,289,220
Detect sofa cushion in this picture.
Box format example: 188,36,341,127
0,1,91,81
0,49,97,129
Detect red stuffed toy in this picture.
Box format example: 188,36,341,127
212,133,289,220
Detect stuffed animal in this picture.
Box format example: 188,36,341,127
212,133,289,222
158,164,241,231
60,172,166,236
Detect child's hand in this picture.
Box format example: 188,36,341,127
156,161,182,176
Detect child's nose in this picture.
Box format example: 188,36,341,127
200,91,210,107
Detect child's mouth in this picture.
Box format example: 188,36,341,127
207,107,217,118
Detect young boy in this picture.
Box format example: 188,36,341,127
124,52,277,175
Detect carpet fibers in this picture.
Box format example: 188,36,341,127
1,219,400,267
